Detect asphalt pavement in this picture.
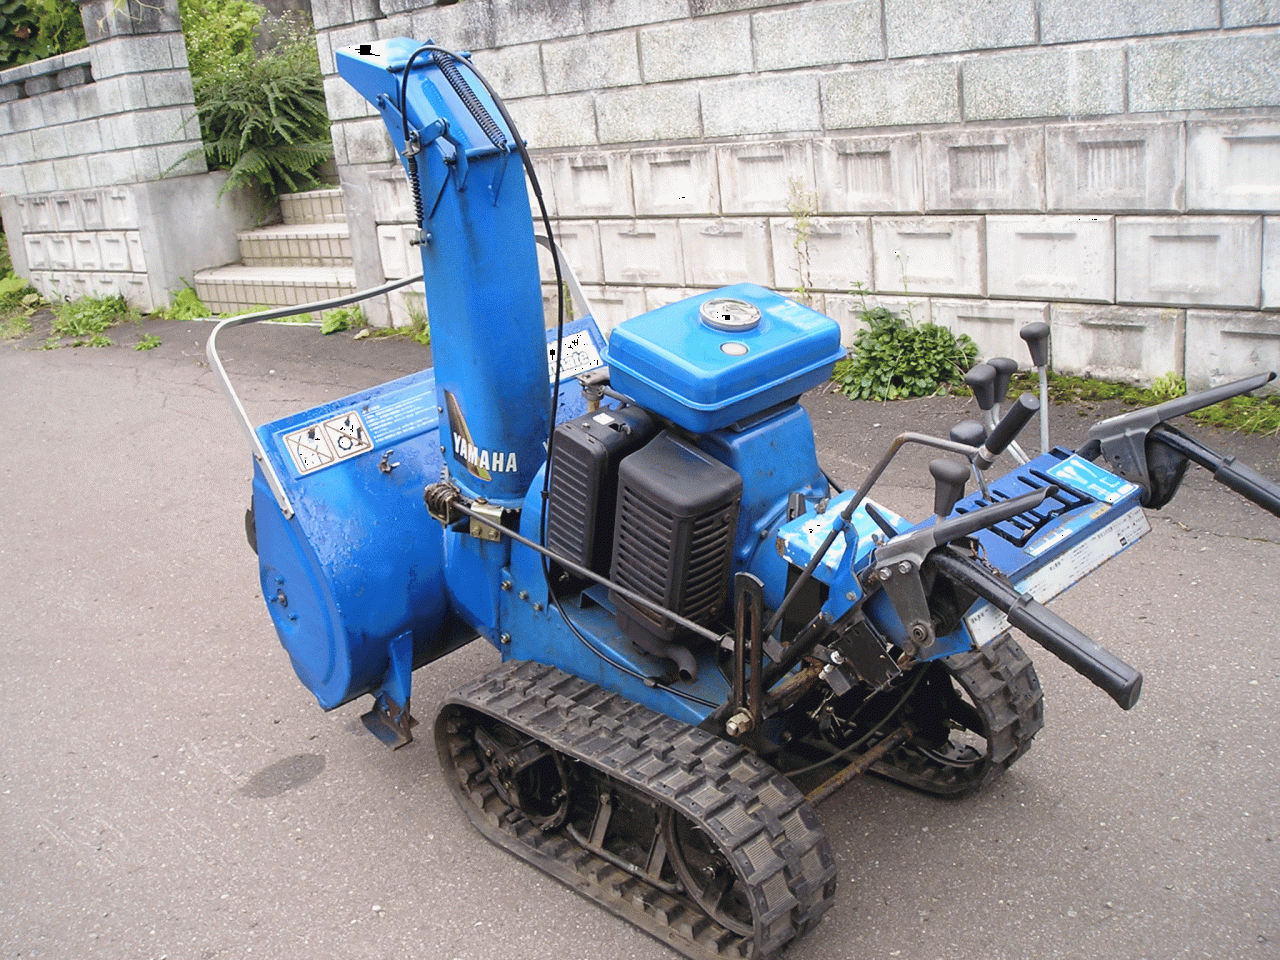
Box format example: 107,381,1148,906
2,315,1277,960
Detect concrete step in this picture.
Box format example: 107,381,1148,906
280,187,345,226
194,264,356,318
238,222,352,268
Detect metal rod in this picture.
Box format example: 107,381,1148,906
450,499,724,646
206,273,426,519
805,724,913,806
1037,366,1050,453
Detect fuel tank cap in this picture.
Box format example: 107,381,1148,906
699,297,761,332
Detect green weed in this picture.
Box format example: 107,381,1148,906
321,305,364,335
47,294,140,347
135,333,163,351
832,293,976,401
1013,371,1279,436
158,284,212,321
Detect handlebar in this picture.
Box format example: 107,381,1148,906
931,548,1143,710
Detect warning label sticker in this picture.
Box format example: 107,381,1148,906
283,410,374,475
547,330,602,382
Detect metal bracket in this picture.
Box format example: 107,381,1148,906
534,234,595,322
469,499,504,542
727,573,765,739
359,629,417,749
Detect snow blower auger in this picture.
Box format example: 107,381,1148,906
210,39,1280,960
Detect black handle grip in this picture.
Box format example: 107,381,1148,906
965,363,996,411
989,357,1018,404
1006,596,1143,710
1020,322,1050,367
1214,456,1280,517
985,393,1039,458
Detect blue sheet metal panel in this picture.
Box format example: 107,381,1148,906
250,318,611,710
250,369,448,710
960,451,1150,646
498,579,724,727
605,284,844,433
338,40,551,508
693,403,830,609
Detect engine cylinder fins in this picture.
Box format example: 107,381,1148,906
868,632,1045,798
434,660,838,960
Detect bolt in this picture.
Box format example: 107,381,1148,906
518,590,529,600
846,591,857,601
501,580,512,591
532,602,543,612
499,633,511,644
897,561,913,575
725,711,753,738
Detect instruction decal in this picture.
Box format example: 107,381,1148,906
547,330,602,382
283,410,374,475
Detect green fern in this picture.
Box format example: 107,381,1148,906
173,16,332,199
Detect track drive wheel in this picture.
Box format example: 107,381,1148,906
872,632,1045,798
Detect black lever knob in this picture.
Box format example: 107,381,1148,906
930,458,970,519
949,420,987,448
964,363,996,411
989,357,1018,404
1020,322,1050,368
985,393,1040,461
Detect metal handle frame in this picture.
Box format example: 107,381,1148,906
205,273,425,519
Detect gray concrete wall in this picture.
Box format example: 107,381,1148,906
316,0,1280,387
0,0,262,310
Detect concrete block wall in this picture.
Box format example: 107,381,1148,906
316,0,1280,388
0,0,262,310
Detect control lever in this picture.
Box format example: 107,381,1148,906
988,357,1029,463
930,547,1142,710
1020,322,1051,453
869,485,1054,657
929,459,969,520
965,363,996,415
949,420,989,499
1149,424,1280,518
974,394,1039,471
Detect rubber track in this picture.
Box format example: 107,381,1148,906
435,660,838,960
871,632,1045,798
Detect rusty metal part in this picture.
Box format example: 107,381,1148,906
805,724,913,806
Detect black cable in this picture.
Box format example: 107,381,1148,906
783,667,926,778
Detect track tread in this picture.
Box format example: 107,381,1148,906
871,632,1045,798
436,660,838,960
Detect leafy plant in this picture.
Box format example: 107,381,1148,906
47,294,140,347
786,178,818,306
157,283,212,321
1149,371,1187,402
135,332,163,350
1,270,43,338
321,305,363,335
177,0,261,77
367,306,431,346
832,302,977,401
0,0,86,70
174,10,333,199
